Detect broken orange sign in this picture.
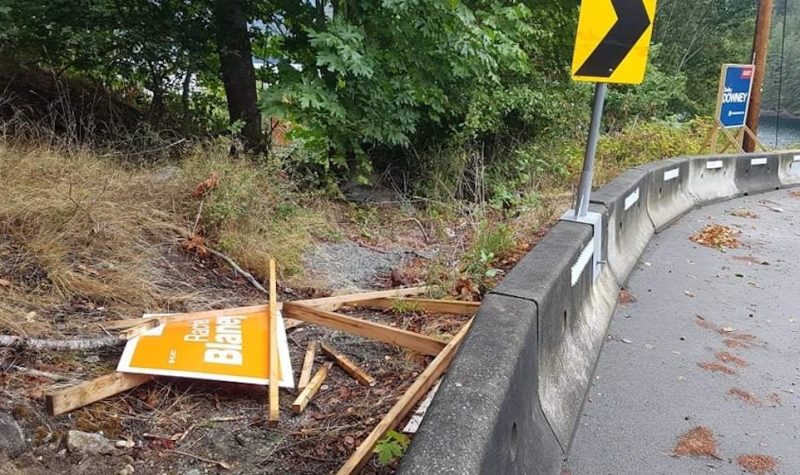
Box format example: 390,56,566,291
117,309,294,387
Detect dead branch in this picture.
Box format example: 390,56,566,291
204,246,268,294
0,335,123,350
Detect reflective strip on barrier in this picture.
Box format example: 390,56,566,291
571,239,593,286
624,188,640,211
751,157,767,166
706,160,724,169
663,168,680,181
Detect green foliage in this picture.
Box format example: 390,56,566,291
462,220,514,288
374,430,410,466
594,118,709,185
652,0,756,112
763,2,800,115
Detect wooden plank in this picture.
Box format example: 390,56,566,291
101,288,429,331
268,259,280,426
291,362,333,414
336,319,473,475
283,303,446,356
102,305,301,332
297,287,429,311
351,298,479,316
297,341,318,391
320,342,376,387
46,372,153,415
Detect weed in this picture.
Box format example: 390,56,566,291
390,299,421,314
374,430,410,466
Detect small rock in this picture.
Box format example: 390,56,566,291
85,355,101,364
122,455,135,464
125,464,135,474
621,338,632,344
234,433,247,447
66,430,114,455
0,413,26,458
644,344,655,350
115,439,134,449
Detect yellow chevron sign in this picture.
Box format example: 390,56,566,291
571,0,658,84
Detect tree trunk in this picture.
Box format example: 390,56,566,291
213,0,263,152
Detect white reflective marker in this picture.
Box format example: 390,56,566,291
624,187,640,211
751,157,767,166
793,155,800,162
706,160,724,169
664,168,680,181
571,239,594,286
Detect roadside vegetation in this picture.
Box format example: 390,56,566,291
0,0,752,337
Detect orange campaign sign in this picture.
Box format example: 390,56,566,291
117,309,294,387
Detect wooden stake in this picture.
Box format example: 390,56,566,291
297,287,429,311
335,319,473,475
297,341,318,391
268,258,280,426
320,342,376,387
283,303,446,356
291,362,332,414
46,372,153,415
351,298,479,316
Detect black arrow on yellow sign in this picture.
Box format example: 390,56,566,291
575,0,652,77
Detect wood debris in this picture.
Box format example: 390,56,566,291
292,362,333,414
297,341,318,391
320,342,376,387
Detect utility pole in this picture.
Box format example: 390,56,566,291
743,0,774,152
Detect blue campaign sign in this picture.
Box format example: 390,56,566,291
717,64,754,128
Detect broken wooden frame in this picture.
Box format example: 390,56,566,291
44,286,477,474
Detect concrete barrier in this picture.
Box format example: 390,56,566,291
400,150,799,475
778,150,800,187
590,169,654,284
734,152,782,195
399,294,562,475
685,154,739,204
636,158,694,232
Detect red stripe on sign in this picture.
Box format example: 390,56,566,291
741,68,753,79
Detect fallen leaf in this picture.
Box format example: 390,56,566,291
690,224,741,249
0,278,11,287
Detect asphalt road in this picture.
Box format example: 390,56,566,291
567,188,800,475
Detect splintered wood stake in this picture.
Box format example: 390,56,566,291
292,362,332,414
118,318,162,340
298,341,317,391
268,258,280,426
320,342,376,387
46,372,153,415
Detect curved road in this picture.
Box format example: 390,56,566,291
567,188,800,474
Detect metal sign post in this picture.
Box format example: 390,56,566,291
573,83,608,219
564,0,657,281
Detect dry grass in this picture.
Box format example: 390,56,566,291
0,139,334,335
0,143,184,333
180,145,333,279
